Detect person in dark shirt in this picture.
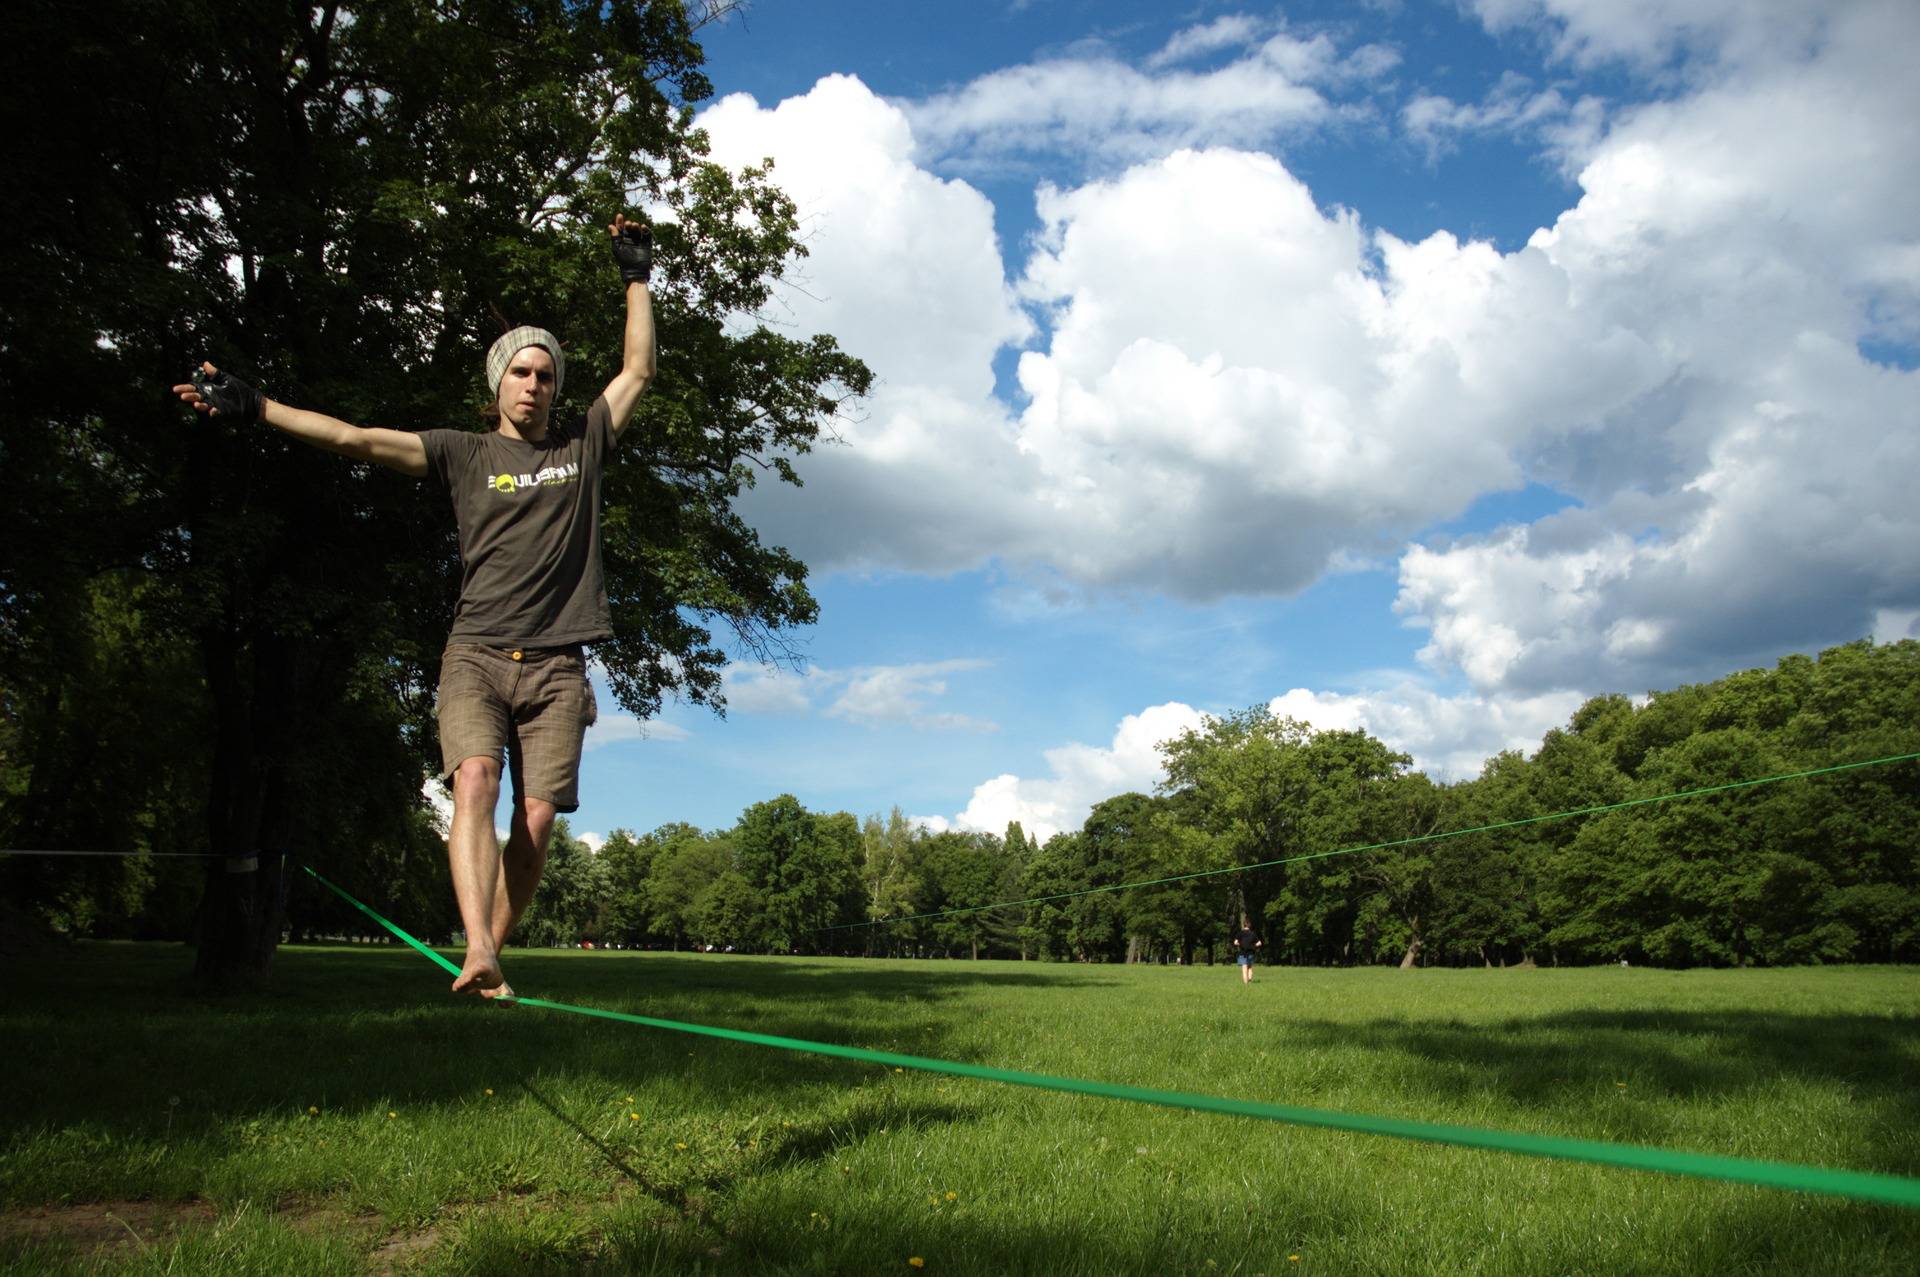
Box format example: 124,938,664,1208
174,214,656,1000
1232,921,1262,983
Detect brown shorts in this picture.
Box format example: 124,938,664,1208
437,643,597,813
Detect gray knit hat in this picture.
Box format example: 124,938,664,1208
485,325,565,400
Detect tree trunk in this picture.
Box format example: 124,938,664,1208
191,629,306,988
1399,934,1422,970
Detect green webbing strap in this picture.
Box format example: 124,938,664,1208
305,867,462,977
830,750,1920,931
302,866,1920,1209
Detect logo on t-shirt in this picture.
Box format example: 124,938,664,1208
489,461,581,494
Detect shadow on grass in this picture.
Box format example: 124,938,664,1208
1275,1006,1920,1102
1249,1005,1920,1180
0,945,1081,1144
8,945,1919,1190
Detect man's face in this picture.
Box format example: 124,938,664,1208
497,346,556,429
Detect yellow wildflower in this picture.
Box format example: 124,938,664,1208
908,1259,925,1269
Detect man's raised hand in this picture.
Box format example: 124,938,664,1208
609,213,653,285
172,362,265,423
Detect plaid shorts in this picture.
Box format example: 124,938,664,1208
437,643,597,813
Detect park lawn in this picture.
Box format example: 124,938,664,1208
0,944,1916,1276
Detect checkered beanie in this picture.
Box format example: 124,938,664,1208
485,326,565,400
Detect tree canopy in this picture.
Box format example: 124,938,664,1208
0,0,868,980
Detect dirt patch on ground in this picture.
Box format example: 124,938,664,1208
367,1225,445,1276
0,1198,437,1270
0,1199,219,1261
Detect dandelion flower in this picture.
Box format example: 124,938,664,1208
908,1259,925,1269
945,1192,957,1200
387,1112,396,1119
307,1106,318,1115
631,1114,640,1121
485,1089,494,1096
1289,1256,1301,1262
676,1143,688,1149
894,1068,904,1073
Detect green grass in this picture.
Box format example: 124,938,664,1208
2,944,1917,1275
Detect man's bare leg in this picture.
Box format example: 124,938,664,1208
487,797,557,974
448,755,508,996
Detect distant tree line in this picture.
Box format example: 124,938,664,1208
7,641,1916,967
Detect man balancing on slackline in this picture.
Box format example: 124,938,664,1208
173,214,657,1000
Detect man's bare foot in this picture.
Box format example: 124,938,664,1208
452,956,504,996
482,981,517,1001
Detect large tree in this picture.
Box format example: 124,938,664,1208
0,0,868,983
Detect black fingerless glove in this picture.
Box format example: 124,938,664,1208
191,367,265,423
612,222,653,284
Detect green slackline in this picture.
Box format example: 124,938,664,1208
303,865,1920,1210
829,750,1920,932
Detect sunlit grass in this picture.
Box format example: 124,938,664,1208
2,944,1916,1274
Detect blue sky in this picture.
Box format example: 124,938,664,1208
572,0,1920,845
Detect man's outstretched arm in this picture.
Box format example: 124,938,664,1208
173,362,428,477
601,212,657,440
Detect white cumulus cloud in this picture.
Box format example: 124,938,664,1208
953,702,1206,839
902,24,1392,178
1269,685,1587,781
699,0,1920,707
584,714,691,751
722,658,996,732
1395,0,1920,693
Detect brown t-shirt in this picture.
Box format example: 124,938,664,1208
419,397,615,647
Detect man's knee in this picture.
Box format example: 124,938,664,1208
451,755,503,804
518,797,559,849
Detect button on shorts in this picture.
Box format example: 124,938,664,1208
437,643,597,812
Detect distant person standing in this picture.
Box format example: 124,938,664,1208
1232,921,1262,983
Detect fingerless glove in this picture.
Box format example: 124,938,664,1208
612,222,653,284
191,367,265,423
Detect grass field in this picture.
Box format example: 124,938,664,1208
2,944,1917,1276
